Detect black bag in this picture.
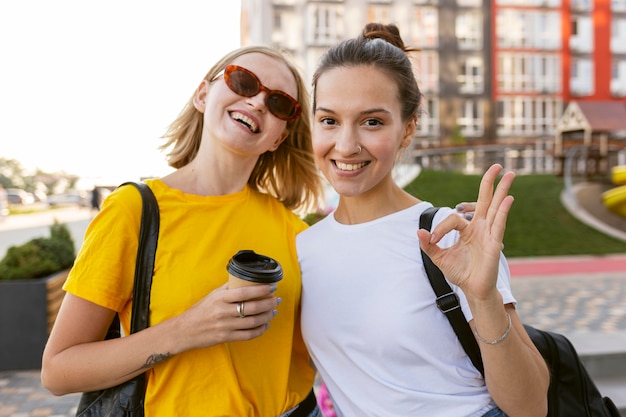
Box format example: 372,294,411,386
419,206,622,417
75,182,160,417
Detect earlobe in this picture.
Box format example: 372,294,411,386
400,116,417,148
193,80,209,113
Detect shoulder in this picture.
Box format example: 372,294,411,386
104,182,146,217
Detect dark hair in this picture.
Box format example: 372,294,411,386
312,23,422,122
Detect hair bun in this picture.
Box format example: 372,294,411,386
361,22,406,51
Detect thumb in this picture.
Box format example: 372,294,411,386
417,229,440,260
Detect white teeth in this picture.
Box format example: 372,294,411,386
336,161,367,171
231,112,258,133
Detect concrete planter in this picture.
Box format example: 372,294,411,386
0,269,68,371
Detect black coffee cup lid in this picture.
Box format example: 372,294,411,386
227,250,283,283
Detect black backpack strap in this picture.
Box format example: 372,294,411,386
119,181,160,334
419,206,485,376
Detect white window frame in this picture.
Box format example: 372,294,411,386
570,58,594,96
367,5,391,24
613,0,626,11
611,59,626,96
417,96,440,136
458,100,484,137
611,17,626,53
497,97,562,136
496,10,560,50
497,53,561,93
458,57,484,93
307,4,343,46
414,51,439,93
570,16,593,52
410,7,438,48
456,10,483,50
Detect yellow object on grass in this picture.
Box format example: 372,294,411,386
611,165,626,185
602,184,626,218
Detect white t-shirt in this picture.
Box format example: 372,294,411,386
297,202,516,417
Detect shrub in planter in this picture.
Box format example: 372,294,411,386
0,221,75,281
0,221,76,370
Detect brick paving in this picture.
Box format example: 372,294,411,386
0,371,79,417
512,272,626,334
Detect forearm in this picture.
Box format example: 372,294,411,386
42,316,184,395
470,303,549,417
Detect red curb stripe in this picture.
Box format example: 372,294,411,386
508,256,626,277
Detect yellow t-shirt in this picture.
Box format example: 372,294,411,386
64,179,314,416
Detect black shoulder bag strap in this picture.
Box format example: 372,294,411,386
120,181,160,334
419,206,485,376
75,182,159,416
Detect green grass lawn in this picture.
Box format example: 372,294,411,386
404,169,626,258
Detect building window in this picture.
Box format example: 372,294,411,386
367,5,391,23
456,10,482,50
496,98,562,136
570,58,594,96
272,9,300,50
414,51,439,93
612,17,626,54
457,0,481,5
417,97,439,136
458,100,484,137
570,16,593,52
496,10,560,49
571,0,592,11
410,7,438,48
611,59,626,97
307,4,344,46
496,0,561,5
459,57,484,93
613,0,626,11
497,53,561,93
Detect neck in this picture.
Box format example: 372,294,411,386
162,153,257,196
333,184,420,225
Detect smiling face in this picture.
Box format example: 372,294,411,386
312,65,415,199
195,52,299,158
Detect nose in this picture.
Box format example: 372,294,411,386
333,127,361,156
245,90,268,114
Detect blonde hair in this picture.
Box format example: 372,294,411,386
160,45,323,213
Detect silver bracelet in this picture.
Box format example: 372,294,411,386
474,312,512,345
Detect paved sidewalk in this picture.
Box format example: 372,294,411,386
0,372,79,417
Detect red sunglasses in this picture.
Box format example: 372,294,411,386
222,65,302,122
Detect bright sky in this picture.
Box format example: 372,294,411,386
0,1,241,187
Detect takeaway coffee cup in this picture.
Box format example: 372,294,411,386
227,250,283,289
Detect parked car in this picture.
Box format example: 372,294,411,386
47,190,89,207
0,186,8,218
6,188,35,205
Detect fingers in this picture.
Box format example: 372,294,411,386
223,283,277,303
475,164,515,224
228,296,281,341
418,212,469,259
232,297,281,319
455,202,476,220
474,164,502,219
185,283,280,346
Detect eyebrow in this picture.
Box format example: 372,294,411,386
315,106,391,116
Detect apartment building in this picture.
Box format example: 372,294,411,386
240,0,626,154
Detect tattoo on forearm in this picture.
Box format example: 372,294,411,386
139,353,172,370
